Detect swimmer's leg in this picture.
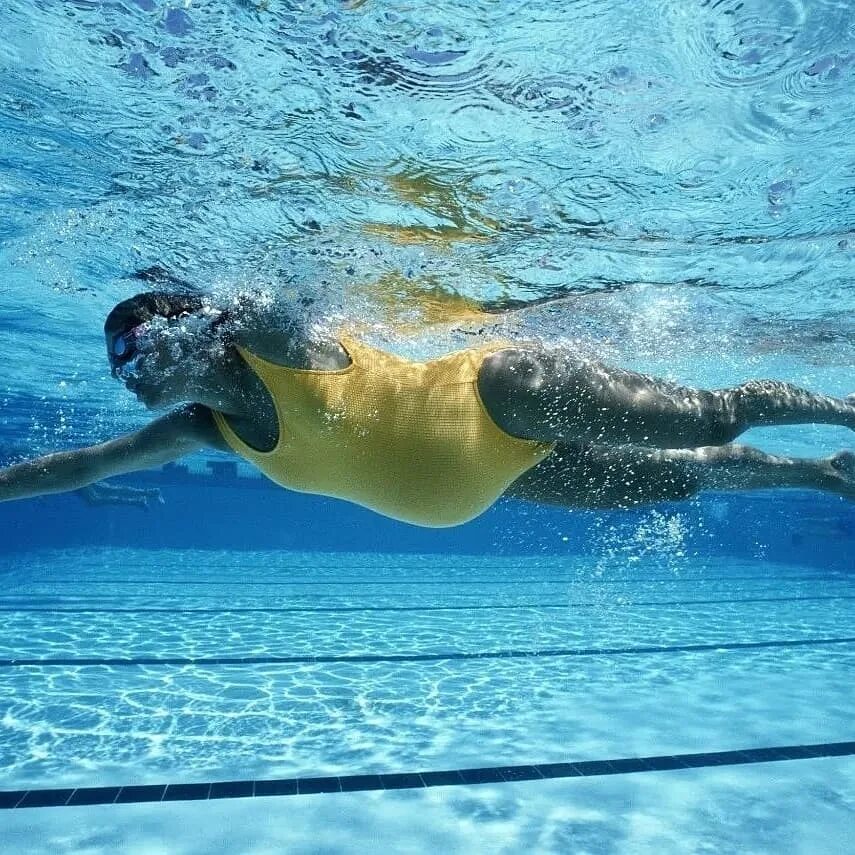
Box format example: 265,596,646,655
505,443,855,509
479,348,855,448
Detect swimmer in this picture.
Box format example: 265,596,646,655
1,286,853,526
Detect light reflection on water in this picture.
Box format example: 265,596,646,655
1,0,853,450
2,2,853,310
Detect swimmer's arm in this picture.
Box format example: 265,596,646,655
0,404,225,502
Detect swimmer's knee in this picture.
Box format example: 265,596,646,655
725,379,788,436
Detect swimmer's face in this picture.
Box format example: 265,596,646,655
107,313,208,409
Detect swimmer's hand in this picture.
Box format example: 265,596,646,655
0,405,219,503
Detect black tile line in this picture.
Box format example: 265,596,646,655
67,560,463,564
49,560,852,573
0,594,853,615
4,576,848,606
12,579,596,587
3,636,855,668
12,573,839,587
4,741,854,809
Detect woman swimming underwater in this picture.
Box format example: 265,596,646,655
1,285,854,526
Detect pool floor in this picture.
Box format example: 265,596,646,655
2,547,854,852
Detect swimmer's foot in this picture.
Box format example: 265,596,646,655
817,451,855,500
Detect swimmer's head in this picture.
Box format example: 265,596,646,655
105,290,227,408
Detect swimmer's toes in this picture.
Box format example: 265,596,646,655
823,451,855,500
831,450,855,474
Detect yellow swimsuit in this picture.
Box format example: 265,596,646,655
211,336,554,527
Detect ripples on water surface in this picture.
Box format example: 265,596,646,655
0,0,853,448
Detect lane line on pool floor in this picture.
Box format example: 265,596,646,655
3,636,855,668
12,573,841,587
4,740,854,810
1,594,854,614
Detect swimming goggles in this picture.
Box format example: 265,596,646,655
109,309,220,375
110,324,145,368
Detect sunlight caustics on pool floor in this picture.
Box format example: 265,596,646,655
1,547,854,810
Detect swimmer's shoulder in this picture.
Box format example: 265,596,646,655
230,306,351,370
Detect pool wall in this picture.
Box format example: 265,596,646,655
1,462,851,570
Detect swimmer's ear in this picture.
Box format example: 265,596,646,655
130,266,195,291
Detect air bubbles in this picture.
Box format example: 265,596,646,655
590,510,693,578
767,178,795,217
689,0,805,88
605,65,635,88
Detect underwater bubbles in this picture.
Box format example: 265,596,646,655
687,0,806,89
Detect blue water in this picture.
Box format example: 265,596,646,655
1,0,854,852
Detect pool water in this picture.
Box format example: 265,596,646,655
1,0,854,851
